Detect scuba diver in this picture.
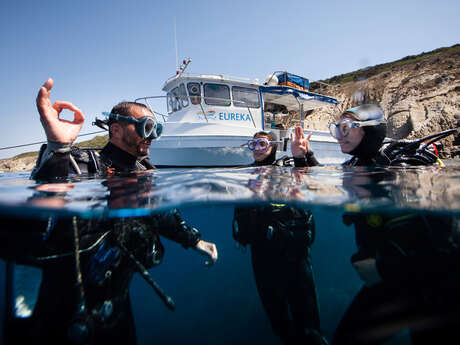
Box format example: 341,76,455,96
1,78,218,345
233,131,327,345
248,130,319,167
292,103,460,344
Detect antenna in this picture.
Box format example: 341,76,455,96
174,17,178,73
177,58,192,76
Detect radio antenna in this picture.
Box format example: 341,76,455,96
174,17,178,73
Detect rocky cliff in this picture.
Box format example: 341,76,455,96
305,44,460,158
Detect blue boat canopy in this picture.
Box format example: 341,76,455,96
260,86,338,112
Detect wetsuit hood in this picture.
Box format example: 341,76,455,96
344,104,387,161
349,123,387,160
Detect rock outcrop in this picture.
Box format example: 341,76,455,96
0,155,37,173
305,44,460,158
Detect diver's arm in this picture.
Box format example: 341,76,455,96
30,143,72,180
293,150,320,167
31,78,84,180
155,209,217,265
155,209,202,248
36,78,84,144
290,126,320,167
305,150,320,166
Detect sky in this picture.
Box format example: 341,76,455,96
0,0,459,158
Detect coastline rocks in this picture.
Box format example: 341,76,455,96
0,156,37,173
306,48,460,158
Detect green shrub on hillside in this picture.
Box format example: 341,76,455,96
310,44,460,89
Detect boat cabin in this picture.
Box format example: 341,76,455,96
156,71,338,133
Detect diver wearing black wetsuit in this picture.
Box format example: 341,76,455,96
2,80,217,345
1,142,205,345
298,104,460,345
233,131,326,345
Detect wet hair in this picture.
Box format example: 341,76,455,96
108,102,150,138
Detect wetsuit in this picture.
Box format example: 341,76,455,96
233,150,326,345
3,142,202,345
329,133,460,345
334,211,460,345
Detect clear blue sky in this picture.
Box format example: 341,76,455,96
0,0,458,158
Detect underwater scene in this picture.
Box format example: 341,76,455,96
1,164,460,345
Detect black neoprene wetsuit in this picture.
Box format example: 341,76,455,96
330,151,460,345
2,142,202,345
233,151,325,345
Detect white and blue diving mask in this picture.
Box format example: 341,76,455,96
329,104,386,140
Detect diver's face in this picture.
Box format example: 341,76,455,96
114,106,154,157
252,135,274,162
337,114,365,154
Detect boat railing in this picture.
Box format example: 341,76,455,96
134,96,170,122
135,95,260,128
163,72,254,87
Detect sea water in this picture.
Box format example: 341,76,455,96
0,163,460,345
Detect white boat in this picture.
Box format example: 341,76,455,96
136,63,346,167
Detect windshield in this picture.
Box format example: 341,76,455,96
232,86,260,108
204,83,231,106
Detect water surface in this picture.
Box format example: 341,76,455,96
1,163,459,344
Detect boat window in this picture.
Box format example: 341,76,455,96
187,83,201,105
204,83,231,106
166,92,174,113
232,86,260,108
179,84,189,108
167,87,182,113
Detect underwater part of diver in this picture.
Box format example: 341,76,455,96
68,216,92,345
35,215,176,338
380,128,458,166
116,240,176,311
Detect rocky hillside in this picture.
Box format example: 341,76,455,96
0,155,37,173
305,44,460,158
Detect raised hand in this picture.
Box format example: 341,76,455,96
36,78,85,144
290,126,312,158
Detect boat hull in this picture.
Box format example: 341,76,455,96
148,132,346,167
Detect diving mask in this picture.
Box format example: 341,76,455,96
329,118,385,140
247,138,276,151
103,112,163,140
